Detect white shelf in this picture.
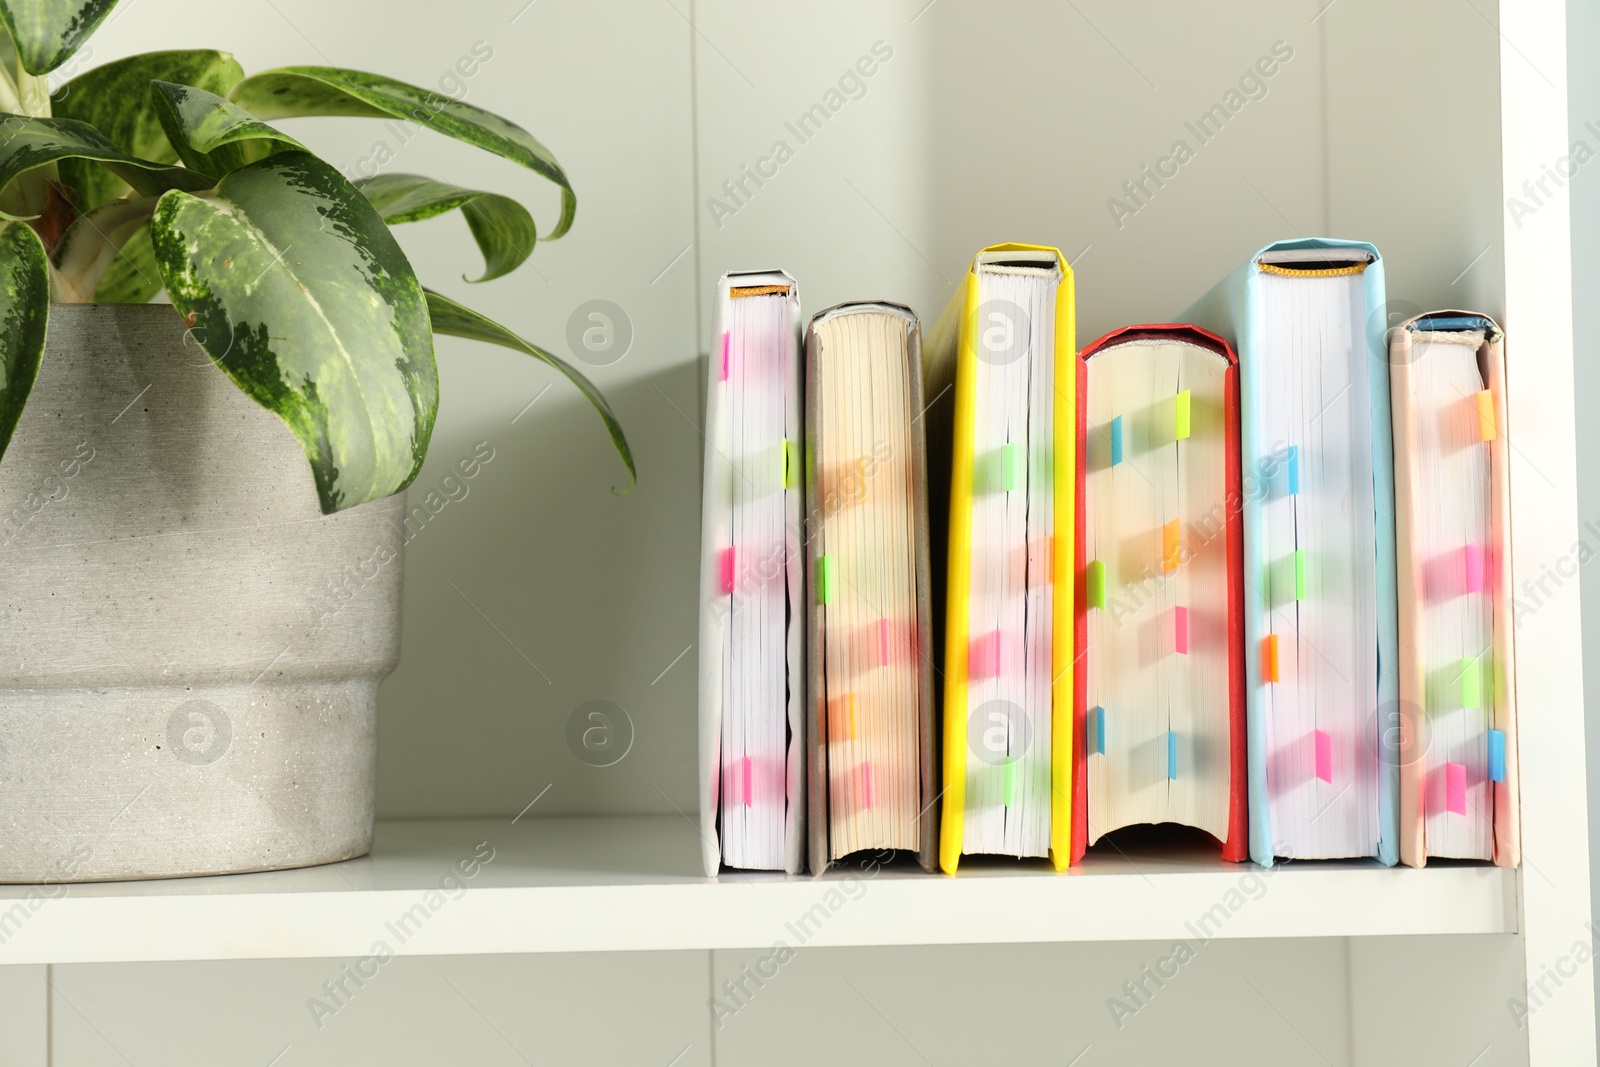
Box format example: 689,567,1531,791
0,816,1516,965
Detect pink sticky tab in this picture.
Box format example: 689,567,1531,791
1446,762,1467,815
1314,730,1332,783
719,547,736,594
968,631,1003,679
1174,607,1189,655
1464,542,1484,594
741,755,752,808
877,618,893,667
719,333,730,381
862,761,873,811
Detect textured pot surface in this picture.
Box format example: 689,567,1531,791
0,304,405,882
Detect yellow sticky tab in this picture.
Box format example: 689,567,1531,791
1475,390,1496,441
1163,519,1181,574
1175,390,1191,440
782,438,796,488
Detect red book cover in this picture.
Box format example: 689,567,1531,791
1071,324,1246,864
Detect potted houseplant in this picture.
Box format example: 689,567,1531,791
0,0,633,881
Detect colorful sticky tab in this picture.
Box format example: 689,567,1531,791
1460,657,1481,709
1087,560,1107,609
719,547,736,594
832,694,857,741
1174,390,1192,440
719,332,730,381
741,755,753,807
1174,606,1189,654
1294,549,1307,601
1475,389,1496,441
1167,730,1178,780
1464,542,1485,594
1110,415,1124,466
1003,760,1017,807
782,438,796,489
862,761,873,811
1029,535,1054,587
877,618,893,666
1488,729,1507,783
1263,634,1280,683
1093,706,1106,755
1163,519,1181,574
1314,729,1332,783
815,554,835,604
1445,762,1467,815
969,631,1004,679
1286,445,1300,496
1001,442,1020,492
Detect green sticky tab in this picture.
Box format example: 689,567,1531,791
1461,657,1481,708
816,555,834,604
1087,560,1106,610
1175,390,1192,440
1003,760,1016,807
1002,443,1020,492
1294,550,1306,601
782,438,795,489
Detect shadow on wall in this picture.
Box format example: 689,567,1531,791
376,359,703,820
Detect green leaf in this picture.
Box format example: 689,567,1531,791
92,219,160,302
151,151,438,514
51,192,156,301
424,289,634,493
0,0,119,75
231,66,576,239
0,115,213,216
151,80,303,177
356,173,535,283
52,49,244,210
0,223,49,461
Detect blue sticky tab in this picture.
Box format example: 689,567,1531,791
1110,417,1123,466
1094,706,1106,755
1167,730,1177,779
1488,729,1506,783
1286,445,1300,496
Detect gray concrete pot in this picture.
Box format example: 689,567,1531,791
0,304,405,882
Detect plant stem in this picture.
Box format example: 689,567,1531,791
51,195,159,302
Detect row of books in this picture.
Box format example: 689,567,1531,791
696,240,1519,875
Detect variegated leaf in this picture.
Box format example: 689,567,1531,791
152,151,438,514
424,289,633,492
356,173,535,283
52,49,244,211
151,80,302,177
0,222,49,460
0,115,213,216
0,0,119,75
231,66,575,239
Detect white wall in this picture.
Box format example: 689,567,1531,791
1568,0,1600,1049
0,0,1559,1063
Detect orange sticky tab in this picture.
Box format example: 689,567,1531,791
1162,519,1181,574
831,693,858,741
1263,634,1280,683
1030,535,1053,586
1475,389,1496,441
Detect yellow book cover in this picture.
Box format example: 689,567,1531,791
924,244,1075,873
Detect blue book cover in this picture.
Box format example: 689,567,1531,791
1185,238,1399,867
